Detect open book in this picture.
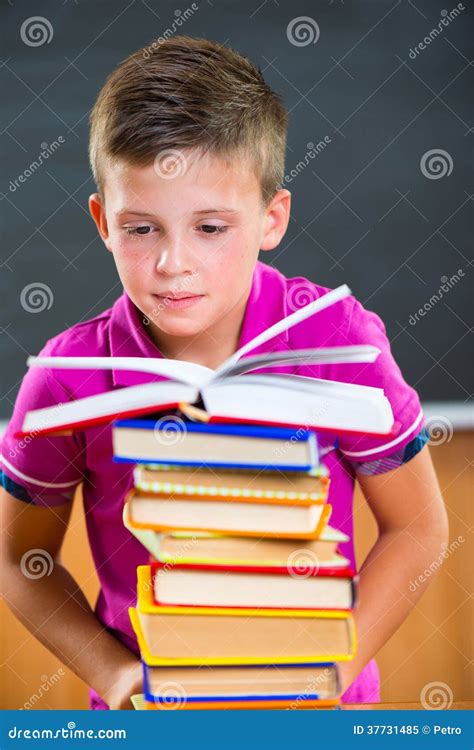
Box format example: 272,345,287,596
17,284,398,438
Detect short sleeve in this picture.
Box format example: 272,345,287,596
0,339,86,507
335,297,425,464
348,427,430,476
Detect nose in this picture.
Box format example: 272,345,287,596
155,238,194,276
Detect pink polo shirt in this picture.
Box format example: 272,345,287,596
1,260,424,709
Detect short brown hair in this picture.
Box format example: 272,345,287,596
88,35,288,206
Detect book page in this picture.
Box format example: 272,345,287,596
215,345,381,379
215,283,352,377
26,355,214,389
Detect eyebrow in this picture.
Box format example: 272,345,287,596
116,207,240,217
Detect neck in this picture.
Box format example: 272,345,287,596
146,294,250,370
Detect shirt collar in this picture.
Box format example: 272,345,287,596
108,260,290,388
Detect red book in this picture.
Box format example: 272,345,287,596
149,560,357,611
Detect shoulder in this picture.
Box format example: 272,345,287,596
40,304,115,358
263,262,373,346
28,297,123,402
259,264,424,460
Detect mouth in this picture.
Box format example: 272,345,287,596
153,292,205,310
155,292,203,300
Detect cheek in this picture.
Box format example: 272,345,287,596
112,244,157,287
201,234,248,275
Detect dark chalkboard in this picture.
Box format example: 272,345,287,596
1,0,472,417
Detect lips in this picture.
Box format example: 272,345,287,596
155,292,202,300
152,292,205,310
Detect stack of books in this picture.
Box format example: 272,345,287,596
118,419,357,710
17,284,398,710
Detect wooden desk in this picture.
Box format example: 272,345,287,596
342,700,473,710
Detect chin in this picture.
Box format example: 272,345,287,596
153,317,205,338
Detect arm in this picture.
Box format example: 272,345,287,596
338,446,449,694
0,489,141,709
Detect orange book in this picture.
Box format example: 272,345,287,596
145,698,340,710
125,488,332,539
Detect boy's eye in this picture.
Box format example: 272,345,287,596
124,224,228,238
125,225,154,236
198,224,228,235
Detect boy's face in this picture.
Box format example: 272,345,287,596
89,148,290,351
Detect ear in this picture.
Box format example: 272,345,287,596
260,189,291,252
89,193,113,252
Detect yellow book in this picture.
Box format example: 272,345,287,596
125,487,332,539
122,503,348,567
133,463,330,501
129,565,356,667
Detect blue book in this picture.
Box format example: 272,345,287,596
112,418,319,471
142,660,340,705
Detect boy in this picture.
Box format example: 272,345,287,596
0,36,448,710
